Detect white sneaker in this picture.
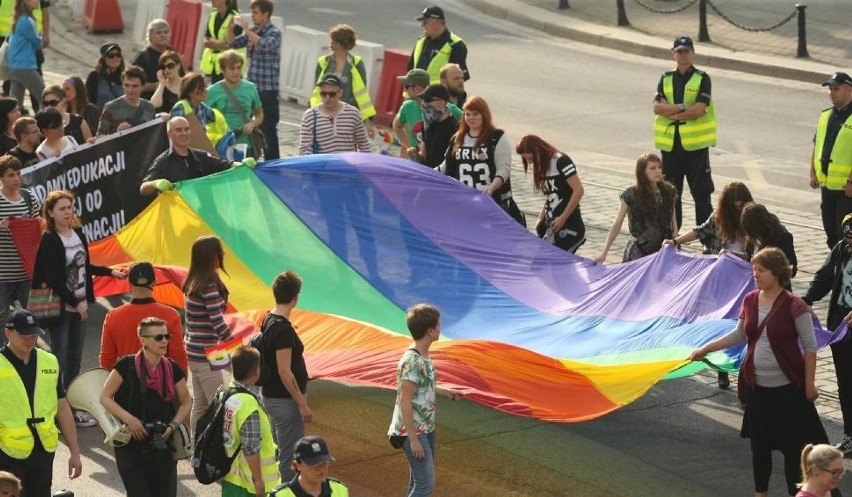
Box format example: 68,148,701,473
73,411,97,427
835,435,852,455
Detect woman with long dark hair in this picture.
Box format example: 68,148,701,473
595,153,678,263
32,190,125,426
62,76,101,135
85,43,125,109
440,95,525,226
667,181,753,256
741,203,798,283
182,235,234,433
150,50,182,113
0,98,21,154
516,133,585,253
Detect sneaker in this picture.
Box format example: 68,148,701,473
717,371,730,390
835,435,852,455
73,410,97,427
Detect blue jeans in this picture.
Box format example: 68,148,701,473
49,310,85,388
0,279,30,347
258,89,280,160
403,431,436,497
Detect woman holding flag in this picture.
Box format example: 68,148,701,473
182,235,234,434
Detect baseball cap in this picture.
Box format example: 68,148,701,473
419,84,450,103
294,435,335,465
317,73,342,88
128,262,156,288
416,6,445,21
822,71,852,87
672,36,694,51
100,43,121,56
5,309,45,336
397,69,430,87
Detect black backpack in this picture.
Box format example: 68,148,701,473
191,385,249,484
249,312,285,387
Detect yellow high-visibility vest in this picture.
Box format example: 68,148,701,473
271,478,350,496
222,384,280,494
310,54,376,121
0,349,60,459
654,70,717,152
412,32,464,84
199,10,246,76
813,109,852,190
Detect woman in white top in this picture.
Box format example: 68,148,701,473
35,108,78,160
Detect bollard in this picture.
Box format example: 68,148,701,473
616,0,630,26
698,0,711,42
557,0,569,8
796,3,809,58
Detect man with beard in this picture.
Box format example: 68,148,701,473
439,63,466,109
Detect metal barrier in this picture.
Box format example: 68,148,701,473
351,40,385,103
279,25,327,106
131,0,167,50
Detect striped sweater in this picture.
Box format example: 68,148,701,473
184,282,233,362
298,102,370,155
0,189,41,282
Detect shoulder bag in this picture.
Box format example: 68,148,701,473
220,83,265,159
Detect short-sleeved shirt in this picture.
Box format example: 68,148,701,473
654,65,712,106
541,154,578,220
387,349,436,436
142,148,231,184
97,97,156,135
113,355,185,424
396,100,462,149
0,189,40,281
205,80,262,149
5,146,39,168
259,313,308,399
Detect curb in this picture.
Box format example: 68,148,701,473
459,0,837,84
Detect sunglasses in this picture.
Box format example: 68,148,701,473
105,52,122,59
143,333,171,342
319,91,339,98
160,62,177,70
43,99,61,107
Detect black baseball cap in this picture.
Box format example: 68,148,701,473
294,435,335,465
129,262,156,288
822,72,852,87
100,43,121,56
317,73,342,88
672,36,694,51
5,309,45,336
419,84,450,103
417,6,445,21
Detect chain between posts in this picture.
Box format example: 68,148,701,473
705,0,798,32
630,0,699,15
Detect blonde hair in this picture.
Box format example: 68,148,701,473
799,443,842,485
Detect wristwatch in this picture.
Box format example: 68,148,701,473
677,103,686,112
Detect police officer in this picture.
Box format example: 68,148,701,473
407,6,469,84
199,0,245,84
653,35,716,230
269,436,349,497
809,71,852,249
0,310,82,497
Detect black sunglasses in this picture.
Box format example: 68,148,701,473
143,333,171,342
105,52,122,59
160,62,177,70
43,99,61,107
319,91,338,98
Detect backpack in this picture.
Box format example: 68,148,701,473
191,385,250,484
249,312,285,387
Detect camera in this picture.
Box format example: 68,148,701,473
145,421,168,451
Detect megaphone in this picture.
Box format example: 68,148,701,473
66,368,131,447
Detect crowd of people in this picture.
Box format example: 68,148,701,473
0,0,849,495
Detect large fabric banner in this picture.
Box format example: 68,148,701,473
21,120,168,242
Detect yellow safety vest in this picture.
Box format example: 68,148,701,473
271,478,350,496
813,109,852,190
199,10,247,76
654,70,717,152
0,6,44,37
175,99,230,148
412,32,464,84
0,349,60,459
310,54,376,121
222,384,280,494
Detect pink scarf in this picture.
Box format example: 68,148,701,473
134,351,176,402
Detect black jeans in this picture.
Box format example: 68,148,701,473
258,89,280,160
0,445,54,497
115,443,176,497
661,143,714,230
820,187,852,249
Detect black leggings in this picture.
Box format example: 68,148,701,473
752,447,799,495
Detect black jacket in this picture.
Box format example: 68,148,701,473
802,240,850,330
32,228,112,308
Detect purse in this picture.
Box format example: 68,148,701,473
27,285,61,320
220,84,266,159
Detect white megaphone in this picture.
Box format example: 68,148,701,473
66,368,132,447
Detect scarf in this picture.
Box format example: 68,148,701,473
421,103,449,133
134,350,176,402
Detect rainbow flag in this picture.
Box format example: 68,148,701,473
89,154,846,422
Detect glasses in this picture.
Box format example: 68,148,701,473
160,62,177,70
43,99,61,107
319,91,339,98
106,52,121,59
143,334,171,342
824,466,846,478
22,129,40,135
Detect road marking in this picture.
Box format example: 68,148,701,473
307,7,354,16
483,33,533,43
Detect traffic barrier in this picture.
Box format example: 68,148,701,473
280,25,327,106
351,40,384,103
83,0,124,34
133,0,167,51
166,0,203,70
372,49,408,127
69,0,85,21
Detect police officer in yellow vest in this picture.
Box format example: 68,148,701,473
407,6,469,85
269,435,349,497
653,36,716,231
200,0,246,84
222,345,280,497
0,310,81,497
809,71,852,249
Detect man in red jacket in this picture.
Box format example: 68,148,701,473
99,262,187,371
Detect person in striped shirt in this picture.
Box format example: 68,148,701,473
182,235,234,433
298,73,369,156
